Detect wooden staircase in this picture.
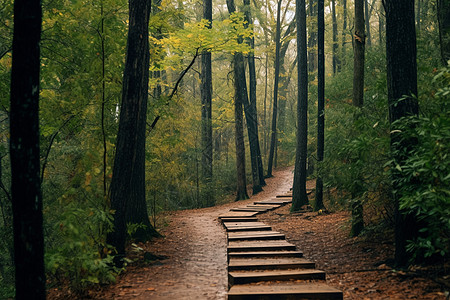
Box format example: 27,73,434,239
219,195,343,300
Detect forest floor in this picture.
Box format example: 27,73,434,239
48,167,449,299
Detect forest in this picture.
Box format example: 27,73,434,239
1,0,449,298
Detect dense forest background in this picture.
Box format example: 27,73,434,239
0,0,449,297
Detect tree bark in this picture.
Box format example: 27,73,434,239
331,0,340,73
227,0,249,201
107,0,159,265
364,0,372,47
315,0,324,211
10,0,46,297
307,0,317,73
243,0,265,192
341,0,348,65
267,0,283,178
292,0,309,212
438,0,450,65
385,0,419,266
201,0,213,206
353,0,365,108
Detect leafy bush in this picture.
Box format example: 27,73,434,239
45,202,119,293
393,65,450,260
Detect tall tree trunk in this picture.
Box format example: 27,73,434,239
227,0,249,201
385,0,419,267
364,0,372,47
350,0,365,236
341,0,348,66
292,0,309,212
353,0,365,108
307,0,317,73
10,0,45,297
315,0,324,211
107,0,159,266
438,0,450,65
267,0,283,178
277,19,296,167
243,0,266,192
331,0,340,73
201,0,213,206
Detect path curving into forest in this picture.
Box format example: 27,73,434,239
83,167,294,300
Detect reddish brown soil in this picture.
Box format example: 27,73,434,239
48,167,448,299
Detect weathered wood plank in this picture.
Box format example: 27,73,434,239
228,257,315,271
228,240,296,252
228,283,343,300
228,250,303,258
229,269,326,285
218,211,259,219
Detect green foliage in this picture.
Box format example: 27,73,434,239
45,202,118,292
393,65,450,260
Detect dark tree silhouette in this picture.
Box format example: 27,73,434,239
9,0,46,297
201,0,213,206
267,0,283,178
107,0,159,266
292,0,309,212
315,0,325,211
385,0,419,266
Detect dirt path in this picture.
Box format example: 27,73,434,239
88,167,294,300
50,166,447,299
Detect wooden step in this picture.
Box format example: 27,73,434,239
228,282,343,300
228,231,285,241
229,269,326,285
219,211,259,219
221,217,259,223
230,207,270,212
246,204,281,210
228,240,296,252
254,199,291,205
276,194,292,198
226,225,272,232
228,250,303,258
228,257,315,271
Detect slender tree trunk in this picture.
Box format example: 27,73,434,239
292,0,309,212
364,0,372,47
385,0,419,267
350,0,365,236
331,0,340,73
315,0,324,211
341,0,348,65
243,0,265,192
379,2,385,46
267,0,283,178
107,0,159,266
227,0,249,201
308,0,317,73
10,0,45,297
353,0,365,108
201,0,213,206
438,0,450,65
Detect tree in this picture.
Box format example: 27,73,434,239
331,0,340,73
292,0,308,212
267,0,283,178
385,0,419,266
243,0,266,190
353,0,365,108
350,0,365,236
107,0,159,266
341,0,348,65
438,0,450,64
307,0,317,73
9,0,46,297
226,0,249,201
364,0,372,46
201,0,213,206
315,0,324,211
